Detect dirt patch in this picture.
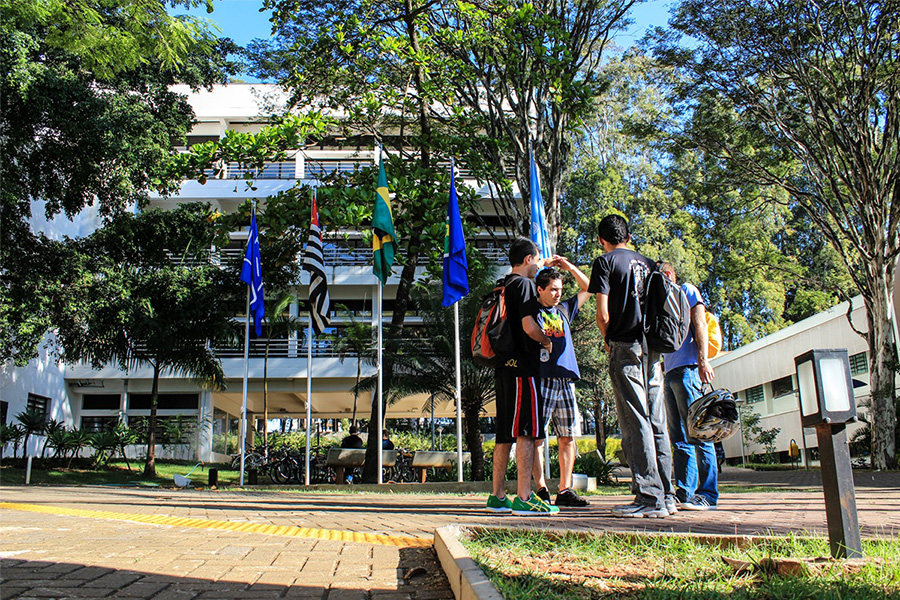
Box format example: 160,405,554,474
478,547,668,595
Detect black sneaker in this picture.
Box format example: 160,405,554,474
536,487,551,503
555,488,589,507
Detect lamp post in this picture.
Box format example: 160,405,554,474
794,348,863,559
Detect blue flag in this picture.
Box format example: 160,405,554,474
529,144,552,261
240,209,265,337
442,160,469,307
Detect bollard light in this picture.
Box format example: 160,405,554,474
794,348,863,559
796,349,857,428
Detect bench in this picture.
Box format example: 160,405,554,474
325,448,397,483
411,451,471,483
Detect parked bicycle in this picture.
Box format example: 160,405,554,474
384,447,417,483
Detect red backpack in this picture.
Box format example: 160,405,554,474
471,283,514,367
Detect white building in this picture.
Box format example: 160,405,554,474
713,291,900,465
1,84,515,461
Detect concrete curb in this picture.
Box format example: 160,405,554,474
434,525,504,600
432,524,835,600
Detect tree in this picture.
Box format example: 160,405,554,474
15,409,47,458
432,0,638,244
54,204,237,477
63,429,93,469
740,407,781,464
249,0,493,481
1,424,25,459
0,0,238,365
41,419,66,459
261,292,305,451
355,263,499,480
654,0,899,468
331,309,375,426
44,423,72,460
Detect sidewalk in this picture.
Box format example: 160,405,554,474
2,475,898,599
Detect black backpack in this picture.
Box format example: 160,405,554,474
643,269,690,353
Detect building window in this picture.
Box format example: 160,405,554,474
26,393,50,420
82,394,121,411
771,375,794,399
1,401,8,425
128,394,199,411
744,385,764,404
212,408,239,455
849,352,868,376
81,416,119,433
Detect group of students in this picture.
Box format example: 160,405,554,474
487,214,720,517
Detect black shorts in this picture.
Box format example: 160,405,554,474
494,372,545,444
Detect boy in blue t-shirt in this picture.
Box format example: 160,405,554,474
532,257,592,507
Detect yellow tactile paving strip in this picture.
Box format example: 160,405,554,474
0,502,431,547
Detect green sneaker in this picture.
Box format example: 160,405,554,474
511,492,560,516
486,494,512,513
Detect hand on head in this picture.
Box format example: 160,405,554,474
546,255,570,270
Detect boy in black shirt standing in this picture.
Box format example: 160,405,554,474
588,215,673,518
486,237,559,516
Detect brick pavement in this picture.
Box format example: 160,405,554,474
2,476,898,599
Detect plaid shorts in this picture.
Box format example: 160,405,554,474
540,378,581,438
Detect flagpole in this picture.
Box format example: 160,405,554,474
305,319,312,486
454,302,463,482
240,288,250,487
376,282,384,484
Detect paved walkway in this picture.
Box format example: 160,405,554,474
2,471,898,599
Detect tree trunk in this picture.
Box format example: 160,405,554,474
361,256,420,482
593,397,608,458
352,359,361,426
463,402,485,481
864,265,898,470
143,363,160,478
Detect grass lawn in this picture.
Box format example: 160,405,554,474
461,528,900,599
0,463,819,496
0,460,241,487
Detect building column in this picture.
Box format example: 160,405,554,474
196,390,214,462
289,300,299,357
295,152,305,179
119,379,129,426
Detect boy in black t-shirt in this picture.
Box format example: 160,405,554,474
587,215,674,518
485,237,559,516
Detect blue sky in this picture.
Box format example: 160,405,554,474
178,0,674,65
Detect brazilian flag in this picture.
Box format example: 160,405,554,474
373,153,397,286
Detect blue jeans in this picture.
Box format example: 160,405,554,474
608,341,673,508
664,367,718,504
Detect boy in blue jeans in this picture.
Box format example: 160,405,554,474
659,262,718,510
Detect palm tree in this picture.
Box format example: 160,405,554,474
90,429,120,468
44,425,72,460
64,429,93,469
16,409,47,458
49,204,239,477
1,424,25,459
357,265,499,480
41,419,66,458
42,419,67,459
52,205,238,478
260,292,305,452
113,421,140,471
331,306,375,426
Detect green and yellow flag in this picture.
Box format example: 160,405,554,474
373,153,397,286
